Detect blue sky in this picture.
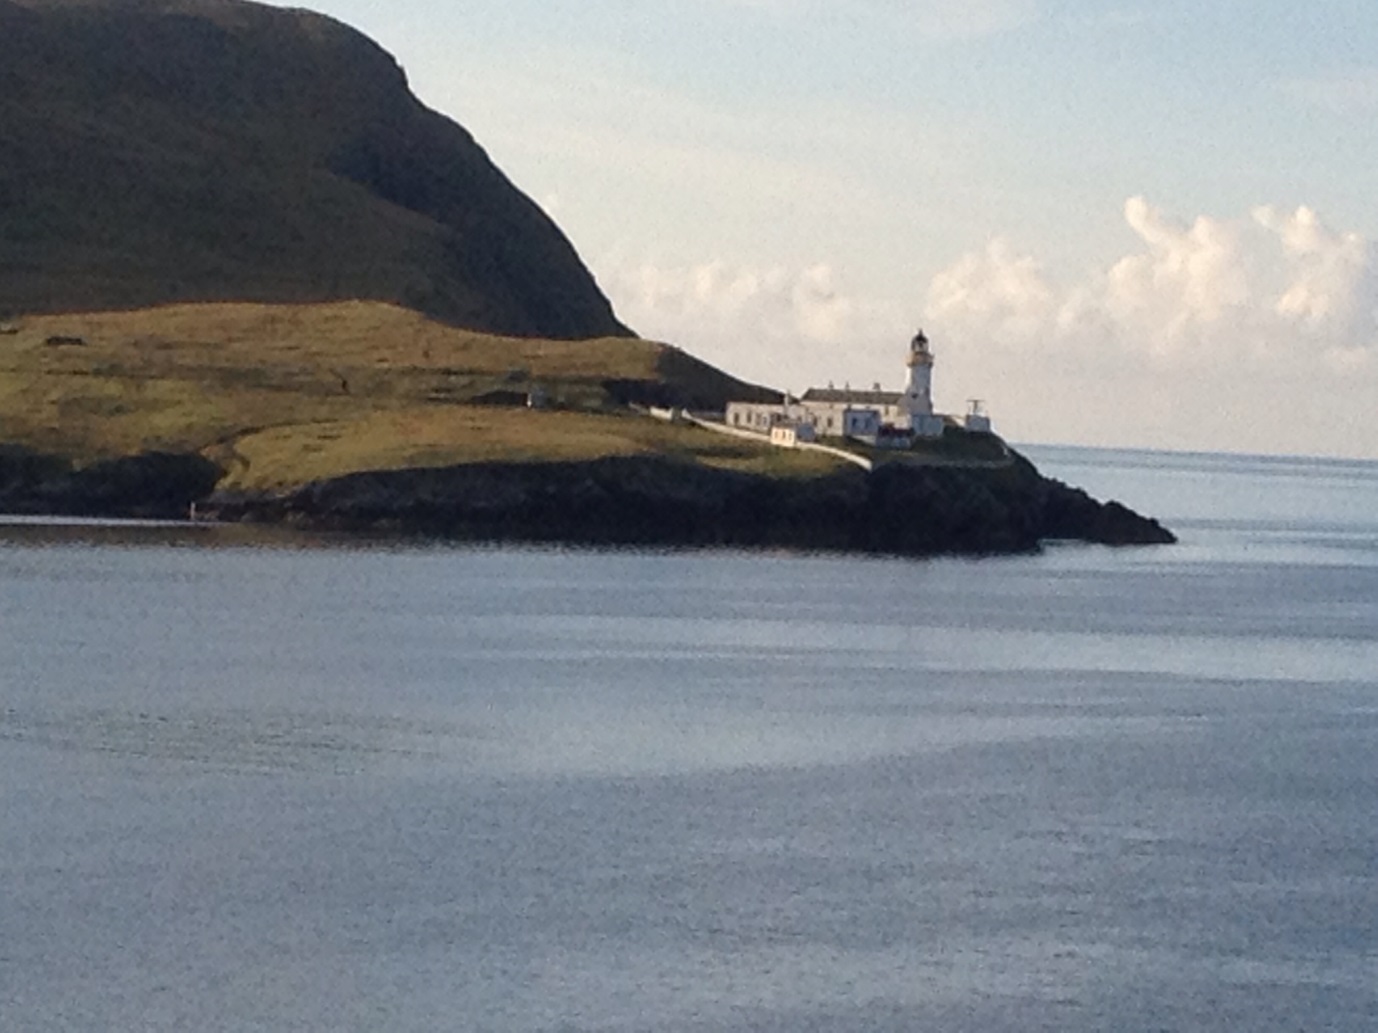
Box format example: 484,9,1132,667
293,0,1378,456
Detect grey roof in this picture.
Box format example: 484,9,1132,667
800,388,903,406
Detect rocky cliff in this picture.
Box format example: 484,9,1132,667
0,0,629,339
201,452,1175,554
0,445,222,520
0,442,1174,553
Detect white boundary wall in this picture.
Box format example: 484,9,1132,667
679,413,873,472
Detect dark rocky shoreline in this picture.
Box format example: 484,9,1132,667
0,447,222,522
1,444,1175,554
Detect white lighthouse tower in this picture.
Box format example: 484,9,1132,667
901,329,944,436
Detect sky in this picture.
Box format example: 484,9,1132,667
288,0,1377,457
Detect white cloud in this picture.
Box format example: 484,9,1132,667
922,199,1378,455
926,239,1057,348
1253,204,1375,334
602,259,907,391
926,197,1378,374
595,201,1378,456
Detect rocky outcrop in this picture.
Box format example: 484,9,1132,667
0,444,72,495
202,452,1175,554
0,442,1173,553
0,0,629,340
0,450,222,520
1032,475,1177,546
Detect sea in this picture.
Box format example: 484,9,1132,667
1,445,1376,1032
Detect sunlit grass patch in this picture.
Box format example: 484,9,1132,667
0,300,835,490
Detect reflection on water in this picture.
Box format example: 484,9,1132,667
3,449,1378,1032
0,514,346,551
0,706,466,774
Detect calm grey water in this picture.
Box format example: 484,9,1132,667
2,447,1377,1031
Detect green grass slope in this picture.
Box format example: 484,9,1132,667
0,302,835,491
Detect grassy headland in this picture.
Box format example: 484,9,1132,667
0,302,1176,550
0,301,831,493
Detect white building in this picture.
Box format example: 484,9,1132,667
792,388,904,436
964,399,992,433
725,330,965,441
770,421,817,447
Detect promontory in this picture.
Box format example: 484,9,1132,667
0,0,1174,554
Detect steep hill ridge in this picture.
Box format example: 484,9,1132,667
0,0,629,339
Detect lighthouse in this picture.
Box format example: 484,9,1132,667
898,329,946,436
902,329,935,421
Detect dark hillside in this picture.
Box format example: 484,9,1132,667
0,0,630,339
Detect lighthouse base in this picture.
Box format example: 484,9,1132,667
902,414,946,438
